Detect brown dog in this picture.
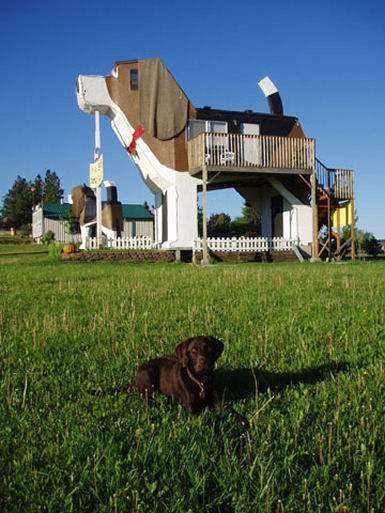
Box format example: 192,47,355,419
127,336,249,428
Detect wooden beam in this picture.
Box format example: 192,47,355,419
327,169,332,260
336,204,341,255
190,166,313,177
311,161,320,261
350,196,356,260
201,164,209,266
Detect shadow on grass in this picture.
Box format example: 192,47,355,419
216,362,348,402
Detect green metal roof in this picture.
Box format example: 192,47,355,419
42,203,71,219
41,203,153,221
121,204,153,220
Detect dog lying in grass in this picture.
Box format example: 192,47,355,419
126,336,249,429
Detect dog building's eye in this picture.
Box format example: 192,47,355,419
130,69,138,91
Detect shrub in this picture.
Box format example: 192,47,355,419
42,230,55,244
19,224,31,238
48,243,64,261
60,211,79,235
361,232,383,256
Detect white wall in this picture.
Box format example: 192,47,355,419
43,218,81,243
123,220,154,238
236,183,274,237
32,207,43,238
236,180,313,243
268,178,312,243
294,205,312,243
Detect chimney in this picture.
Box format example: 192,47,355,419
258,76,284,116
103,180,118,203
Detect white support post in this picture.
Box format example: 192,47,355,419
94,111,102,248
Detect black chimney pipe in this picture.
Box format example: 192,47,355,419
258,76,284,116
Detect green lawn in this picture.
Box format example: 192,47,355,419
0,243,48,255
1,252,385,512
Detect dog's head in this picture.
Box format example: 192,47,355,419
175,336,224,373
76,58,193,171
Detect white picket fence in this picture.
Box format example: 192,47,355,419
85,236,156,250
84,236,298,253
193,237,298,253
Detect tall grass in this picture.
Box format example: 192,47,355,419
1,253,385,512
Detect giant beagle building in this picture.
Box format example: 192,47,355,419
76,58,355,257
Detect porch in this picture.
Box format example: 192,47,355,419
187,132,315,176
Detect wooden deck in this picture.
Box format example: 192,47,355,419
187,132,315,175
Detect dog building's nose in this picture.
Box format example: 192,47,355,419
76,74,112,116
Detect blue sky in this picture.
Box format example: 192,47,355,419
1,0,384,236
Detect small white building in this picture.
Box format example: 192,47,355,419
32,203,154,243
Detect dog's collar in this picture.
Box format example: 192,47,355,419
186,367,205,399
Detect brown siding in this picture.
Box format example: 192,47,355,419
106,61,193,172
288,122,306,138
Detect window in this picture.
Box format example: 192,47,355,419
242,123,260,135
187,119,205,140
186,119,228,140
206,120,228,134
130,69,138,90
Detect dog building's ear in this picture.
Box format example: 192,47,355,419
139,58,189,141
175,338,191,367
209,337,224,361
71,185,86,218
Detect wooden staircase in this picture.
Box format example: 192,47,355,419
315,159,355,259
276,159,355,260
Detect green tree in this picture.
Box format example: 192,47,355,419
61,210,79,235
241,202,261,227
197,206,203,237
341,225,364,255
1,176,34,230
31,174,44,205
207,213,231,237
227,202,262,237
43,170,63,203
361,232,382,256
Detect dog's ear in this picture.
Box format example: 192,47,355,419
175,338,191,367
209,337,224,361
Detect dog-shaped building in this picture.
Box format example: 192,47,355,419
76,58,355,254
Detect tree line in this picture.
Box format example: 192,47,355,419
199,204,262,238
0,171,63,233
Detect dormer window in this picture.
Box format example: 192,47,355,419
130,69,138,90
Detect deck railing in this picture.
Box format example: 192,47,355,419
188,132,315,172
316,158,354,199
193,236,299,253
